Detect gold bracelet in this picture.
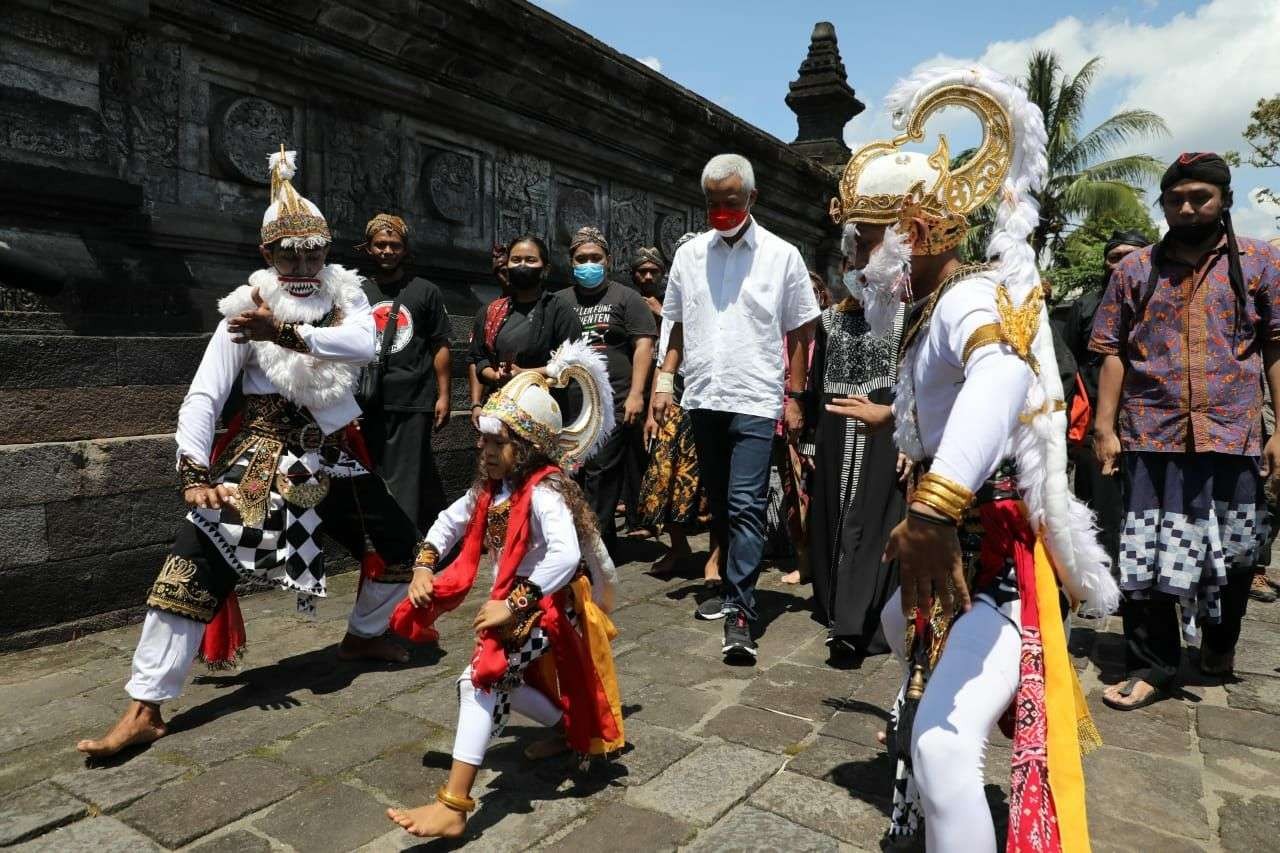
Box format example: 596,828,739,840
414,542,439,570
911,472,974,524
435,785,476,813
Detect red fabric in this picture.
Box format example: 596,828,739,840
344,421,374,469
199,592,246,667
389,466,558,687
978,501,1062,853
535,588,621,753
483,296,513,356
1066,373,1092,446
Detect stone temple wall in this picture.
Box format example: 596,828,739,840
0,0,840,649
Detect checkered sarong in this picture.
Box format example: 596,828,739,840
484,595,580,740
188,444,367,614
1121,451,1268,638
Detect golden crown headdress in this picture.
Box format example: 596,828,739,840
260,145,331,246
478,338,615,473
829,83,1014,254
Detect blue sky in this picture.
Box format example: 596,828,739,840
533,0,1280,238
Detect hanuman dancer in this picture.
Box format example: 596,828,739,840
386,338,624,839
829,67,1119,851
78,149,422,759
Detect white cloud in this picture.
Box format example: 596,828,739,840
637,56,663,74
1233,187,1280,240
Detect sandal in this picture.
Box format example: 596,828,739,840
1101,676,1167,711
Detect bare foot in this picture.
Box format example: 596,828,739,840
877,730,887,745
780,570,802,585
339,633,412,664
523,735,571,761
704,544,725,583
76,701,167,758
386,802,467,838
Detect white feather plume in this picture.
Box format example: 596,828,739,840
888,64,1118,614
268,149,297,181
546,336,616,469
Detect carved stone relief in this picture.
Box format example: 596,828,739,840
608,184,652,278
555,186,598,244
211,97,293,185
656,211,689,261
425,151,477,223
495,150,551,246
324,116,400,231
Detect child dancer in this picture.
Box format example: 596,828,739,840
386,339,624,839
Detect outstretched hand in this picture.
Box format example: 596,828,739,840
228,288,277,343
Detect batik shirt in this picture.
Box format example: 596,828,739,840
1088,236,1280,456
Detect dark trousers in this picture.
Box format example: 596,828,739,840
362,409,444,531
1072,441,1124,569
689,409,774,622
621,421,649,529
578,418,632,557
1122,577,1252,689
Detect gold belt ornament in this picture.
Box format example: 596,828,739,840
275,472,331,508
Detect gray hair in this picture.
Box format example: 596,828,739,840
840,222,858,259
701,154,755,195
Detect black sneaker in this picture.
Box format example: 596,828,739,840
694,583,729,621
722,611,757,661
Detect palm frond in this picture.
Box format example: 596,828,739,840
1059,110,1169,173
1079,154,1167,187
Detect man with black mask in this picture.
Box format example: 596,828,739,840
1090,153,1280,711
1061,229,1151,567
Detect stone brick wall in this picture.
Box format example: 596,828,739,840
0,0,841,649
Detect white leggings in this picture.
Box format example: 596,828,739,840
881,590,1021,853
451,665,564,766
124,579,408,703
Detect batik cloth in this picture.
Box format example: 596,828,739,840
1120,450,1268,638
637,403,703,528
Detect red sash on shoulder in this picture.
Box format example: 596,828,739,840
483,296,513,357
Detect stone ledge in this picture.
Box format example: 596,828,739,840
0,386,187,444
0,336,208,389
0,434,177,509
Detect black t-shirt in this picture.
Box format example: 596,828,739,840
362,275,451,412
557,281,657,413
467,291,583,372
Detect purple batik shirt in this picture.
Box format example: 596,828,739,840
1088,235,1280,456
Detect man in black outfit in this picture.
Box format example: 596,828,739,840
358,213,452,529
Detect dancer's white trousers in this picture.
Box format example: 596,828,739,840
125,580,406,703
451,665,563,766
881,590,1021,853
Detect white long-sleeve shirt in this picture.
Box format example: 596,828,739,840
175,282,375,468
909,275,1032,492
424,481,581,596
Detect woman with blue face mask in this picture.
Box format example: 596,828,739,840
557,226,658,555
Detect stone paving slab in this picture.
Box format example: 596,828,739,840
255,781,396,853
7,815,165,852
117,756,307,848
683,803,843,853
542,801,695,852
3,551,1280,850
626,740,783,827
0,781,87,846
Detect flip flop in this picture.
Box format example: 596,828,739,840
1101,676,1167,711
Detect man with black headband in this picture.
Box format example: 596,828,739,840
358,213,452,531
1090,152,1280,711
1062,229,1152,567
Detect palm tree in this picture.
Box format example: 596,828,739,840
960,51,1168,262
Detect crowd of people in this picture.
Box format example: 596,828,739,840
66,61,1280,852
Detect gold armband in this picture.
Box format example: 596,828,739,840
962,323,1005,367
273,321,311,353
911,472,974,524
654,371,676,394
413,542,439,570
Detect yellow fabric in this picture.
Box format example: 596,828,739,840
571,576,626,755
1034,538,1094,853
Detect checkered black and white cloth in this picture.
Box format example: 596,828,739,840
485,595,581,740
1121,451,1269,639
188,444,368,615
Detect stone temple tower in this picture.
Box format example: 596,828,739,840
785,22,864,169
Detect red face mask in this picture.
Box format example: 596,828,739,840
707,205,749,234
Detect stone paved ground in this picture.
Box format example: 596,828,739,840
2,534,1279,851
